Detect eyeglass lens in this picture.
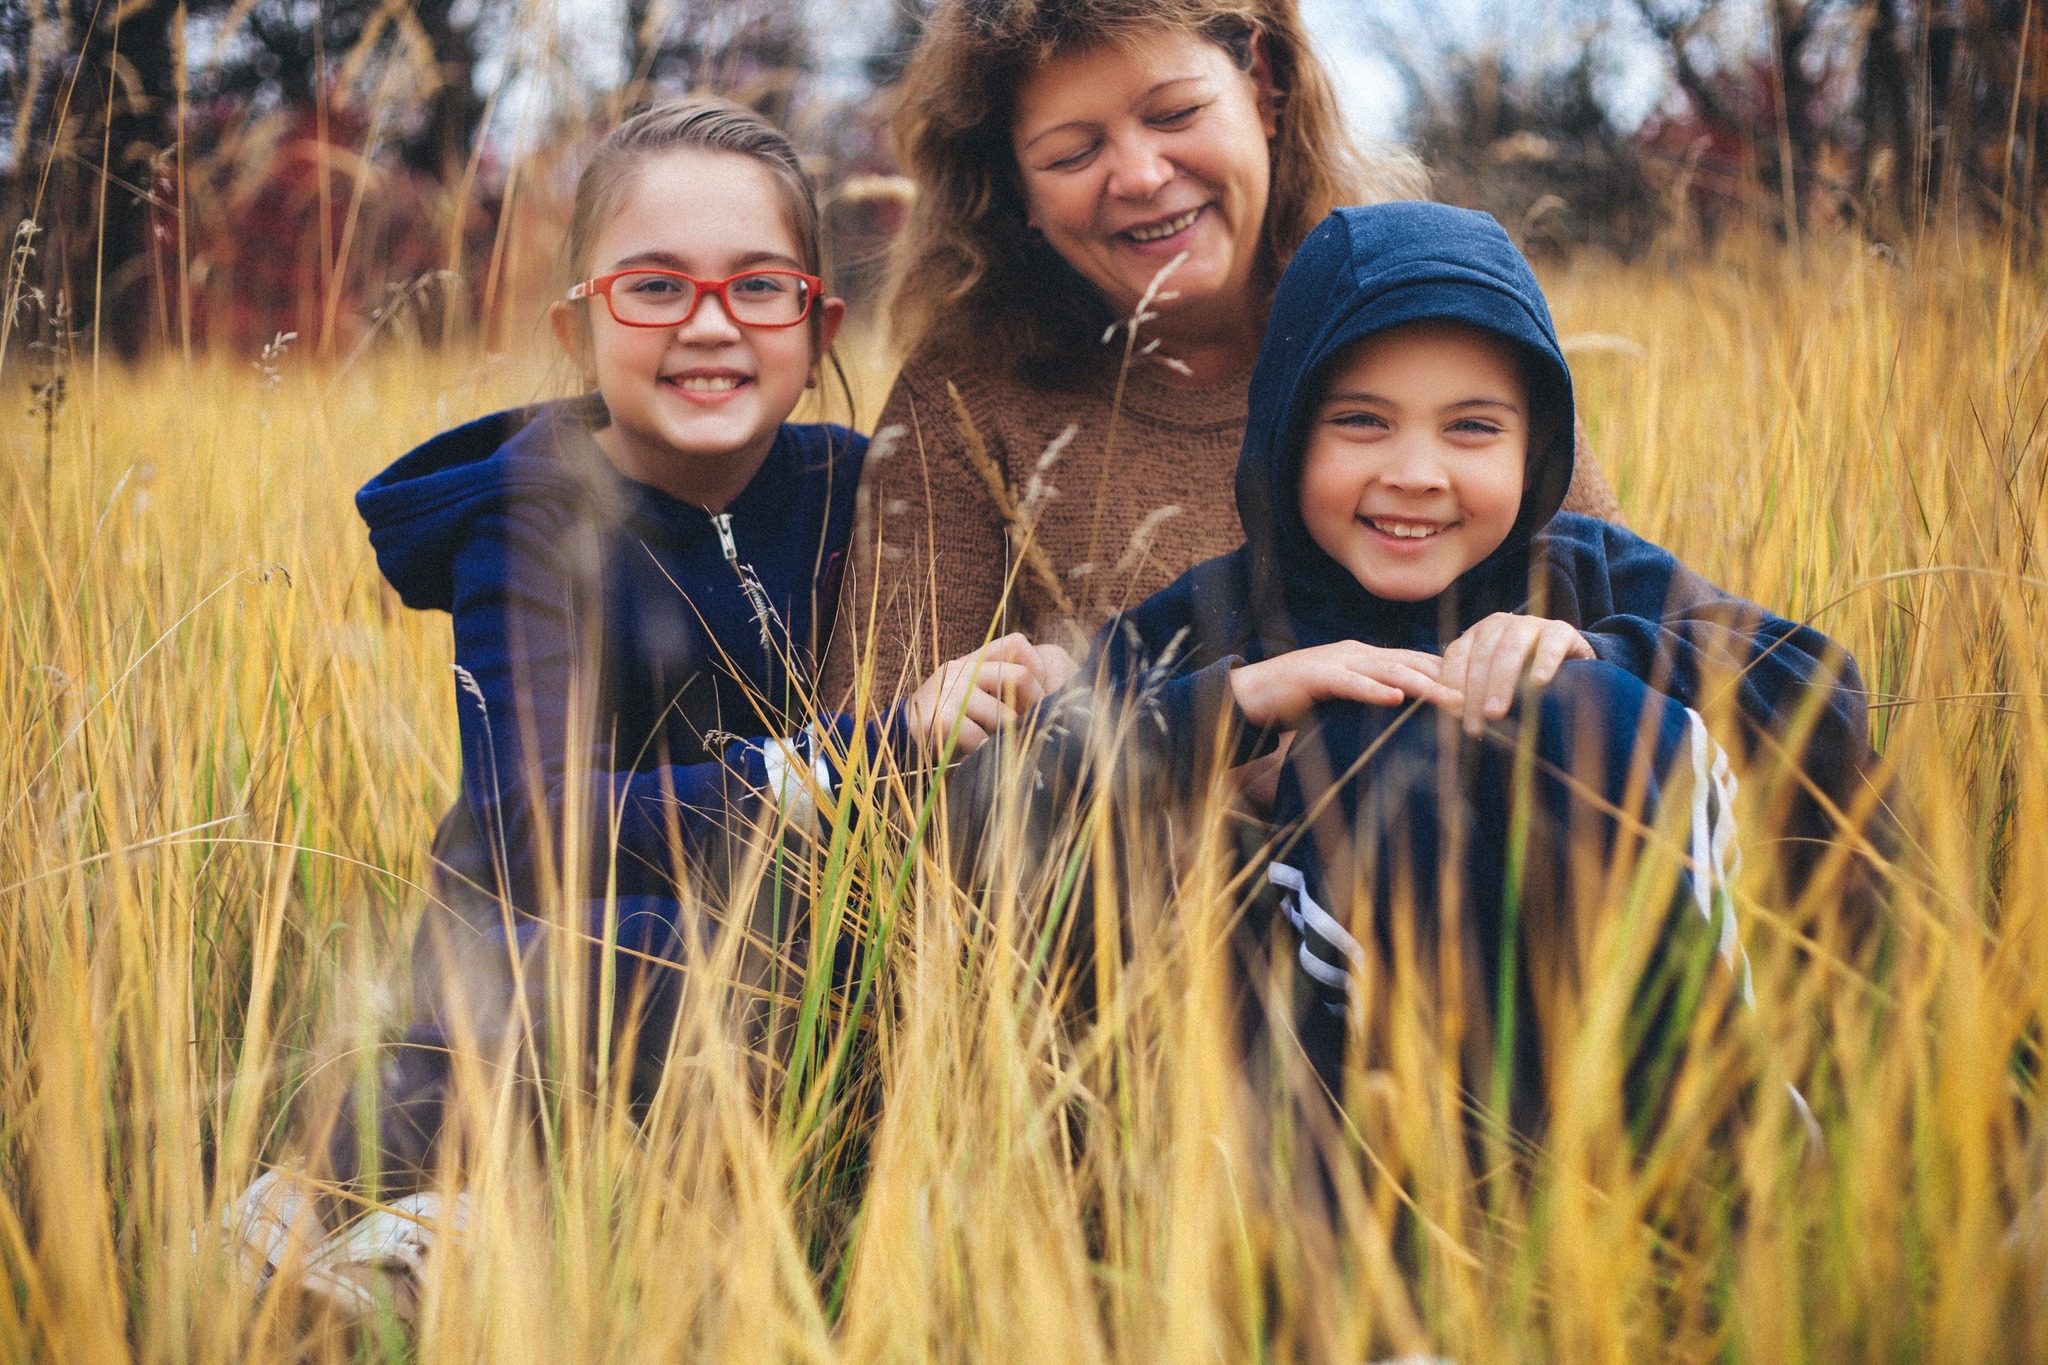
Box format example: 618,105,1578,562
609,271,809,326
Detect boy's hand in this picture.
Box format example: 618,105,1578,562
1439,612,1595,735
1230,641,1462,729
908,632,1076,754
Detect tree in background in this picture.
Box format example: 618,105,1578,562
622,0,808,124
3,0,182,350
1624,0,2043,236
0,0,495,353
1,0,2040,359
1402,49,1665,257
1392,0,2041,249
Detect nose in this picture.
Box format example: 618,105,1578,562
1377,436,1450,494
675,286,745,343
1102,128,1174,201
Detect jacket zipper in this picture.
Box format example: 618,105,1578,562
711,511,783,678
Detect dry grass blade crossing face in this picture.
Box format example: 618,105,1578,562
1,230,2046,1361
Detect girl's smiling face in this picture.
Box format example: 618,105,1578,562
1297,321,1529,602
553,146,843,510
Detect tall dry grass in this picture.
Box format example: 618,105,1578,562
1,227,2044,1362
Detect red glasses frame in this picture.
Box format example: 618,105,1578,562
566,267,823,329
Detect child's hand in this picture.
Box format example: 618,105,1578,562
1230,642,1463,729
1439,612,1595,735
908,632,1076,754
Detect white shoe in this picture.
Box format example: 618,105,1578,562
224,1166,469,1322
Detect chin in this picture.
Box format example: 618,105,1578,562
1357,569,1456,602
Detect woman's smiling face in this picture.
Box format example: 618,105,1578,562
1010,29,1277,347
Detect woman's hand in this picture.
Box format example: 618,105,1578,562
1439,612,1595,735
907,632,1077,754
1229,641,1462,730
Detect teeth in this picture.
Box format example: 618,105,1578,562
1125,209,1199,242
1370,519,1440,539
673,375,742,392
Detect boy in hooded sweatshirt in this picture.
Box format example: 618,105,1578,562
1095,201,1872,1112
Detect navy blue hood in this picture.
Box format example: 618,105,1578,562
1235,202,1577,649
357,399,621,613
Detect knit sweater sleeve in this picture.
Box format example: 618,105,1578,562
820,349,1013,704
1561,418,1624,523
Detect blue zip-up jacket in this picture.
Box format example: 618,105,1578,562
1098,203,1871,805
358,397,866,907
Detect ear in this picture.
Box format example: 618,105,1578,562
816,295,846,355
549,299,594,383
1246,31,1280,141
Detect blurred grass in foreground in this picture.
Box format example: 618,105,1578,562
2,230,2045,1362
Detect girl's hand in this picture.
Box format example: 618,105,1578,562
908,632,1076,754
1229,642,1462,729
1439,612,1595,735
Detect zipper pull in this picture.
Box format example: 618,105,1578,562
710,509,785,671
711,511,740,563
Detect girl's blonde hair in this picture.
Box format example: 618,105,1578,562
564,97,831,348
884,0,1426,388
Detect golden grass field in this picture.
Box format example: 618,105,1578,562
2,228,2045,1362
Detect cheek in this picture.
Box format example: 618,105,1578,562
1022,175,1088,235
755,334,819,393
1297,455,1354,543
1476,466,1525,528
1204,111,1272,203
592,326,653,373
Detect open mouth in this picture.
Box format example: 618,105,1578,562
1363,517,1449,540
665,374,749,393
1120,207,1201,244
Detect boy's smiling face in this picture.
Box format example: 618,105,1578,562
1297,320,1528,602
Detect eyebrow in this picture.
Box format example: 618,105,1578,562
1321,390,1524,414
608,248,805,272
1018,75,1210,153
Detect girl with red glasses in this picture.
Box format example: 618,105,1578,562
233,98,1071,1309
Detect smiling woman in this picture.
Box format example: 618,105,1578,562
1009,29,1279,384
821,0,1623,703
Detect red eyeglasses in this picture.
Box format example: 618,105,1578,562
566,268,824,329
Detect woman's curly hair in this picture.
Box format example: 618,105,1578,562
884,0,1425,388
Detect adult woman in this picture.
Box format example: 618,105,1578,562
824,0,1621,709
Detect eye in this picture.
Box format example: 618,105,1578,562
623,273,686,297
730,273,790,296
1148,103,1205,129
1039,139,1100,172
1327,408,1389,431
1447,416,1507,436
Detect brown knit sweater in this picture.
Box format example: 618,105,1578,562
821,343,1623,702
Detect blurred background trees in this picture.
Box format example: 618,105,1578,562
0,0,2039,356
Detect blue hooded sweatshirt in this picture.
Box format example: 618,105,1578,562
1098,201,1871,805
357,398,866,909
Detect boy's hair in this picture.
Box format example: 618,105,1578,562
564,98,829,345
